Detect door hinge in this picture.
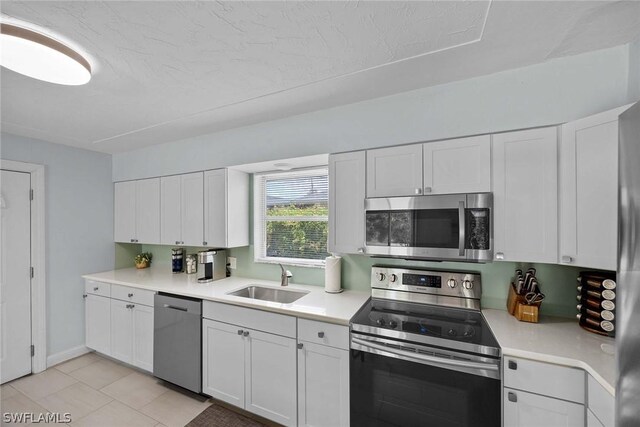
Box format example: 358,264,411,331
30,189,34,201
30,267,34,278
30,345,35,357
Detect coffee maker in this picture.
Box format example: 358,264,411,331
197,249,226,283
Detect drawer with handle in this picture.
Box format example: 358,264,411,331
298,318,349,350
84,280,110,298
111,284,155,306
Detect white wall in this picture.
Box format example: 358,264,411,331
0,134,114,357
628,38,640,102
113,44,632,181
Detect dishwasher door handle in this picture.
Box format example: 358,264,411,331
163,304,189,312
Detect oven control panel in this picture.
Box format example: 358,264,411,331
371,266,482,307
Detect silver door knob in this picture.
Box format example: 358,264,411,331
561,255,574,263
297,343,303,349
414,188,422,195
447,279,457,288
243,331,249,337
318,332,325,338
424,187,432,193
495,252,505,260
237,329,243,335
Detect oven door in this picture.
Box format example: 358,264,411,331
364,193,492,262
350,333,501,427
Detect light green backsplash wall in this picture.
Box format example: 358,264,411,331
117,242,590,319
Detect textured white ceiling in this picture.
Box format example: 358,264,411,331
1,1,639,153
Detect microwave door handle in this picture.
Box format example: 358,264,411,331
458,201,466,256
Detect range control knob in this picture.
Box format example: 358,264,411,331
388,319,398,329
389,274,398,283
447,278,457,289
463,280,474,290
376,272,386,282
376,318,386,327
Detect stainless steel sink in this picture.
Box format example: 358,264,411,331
227,285,308,304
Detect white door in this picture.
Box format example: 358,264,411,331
366,144,423,197
135,178,161,244
85,294,111,355
560,107,623,270
204,169,227,248
0,170,32,384
328,151,366,254
160,175,182,245
423,135,491,194
181,172,204,246
202,319,245,407
114,181,136,243
132,304,154,372
298,341,349,427
245,328,297,427
504,388,584,427
110,299,132,364
492,128,558,263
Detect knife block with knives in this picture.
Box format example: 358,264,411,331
507,268,544,323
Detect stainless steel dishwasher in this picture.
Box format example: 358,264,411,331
153,293,202,393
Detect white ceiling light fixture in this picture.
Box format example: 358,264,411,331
0,23,91,85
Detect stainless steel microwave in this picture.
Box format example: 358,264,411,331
364,193,493,262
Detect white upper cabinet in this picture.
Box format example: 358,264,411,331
560,106,628,271
161,172,204,246
366,144,423,197
328,151,366,254
114,178,160,244
204,169,249,248
423,135,491,194
492,127,558,263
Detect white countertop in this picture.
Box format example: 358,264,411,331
83,267,370,326
483,309,616,396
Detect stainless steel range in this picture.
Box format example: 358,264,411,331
350,266,501,427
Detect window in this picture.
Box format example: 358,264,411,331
254,168,329,267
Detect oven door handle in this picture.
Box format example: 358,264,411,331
458,201,466,256
352,336,499,372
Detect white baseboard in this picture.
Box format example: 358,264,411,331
47,345,91,368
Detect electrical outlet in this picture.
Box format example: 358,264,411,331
227,257,237,269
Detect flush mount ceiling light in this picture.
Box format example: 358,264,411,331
274,163,293,171
0,23,91,85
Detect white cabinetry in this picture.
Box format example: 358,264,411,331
204,169,249,248
492,127,558,263
587,374,615,427
328,151,366,254
161,172,204,246
297,319,349,427
560,106,627,270
85,280,154,372
503,356,585,427
366,144,423,197
114,178,161,244
423,135,491,194
202,302,297,426
84,286,111,356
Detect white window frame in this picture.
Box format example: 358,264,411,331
253,167,329,268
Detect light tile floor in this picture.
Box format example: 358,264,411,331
0,353,211,427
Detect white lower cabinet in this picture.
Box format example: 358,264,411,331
587,409,605,427
504,388,585,427
297,341,349,427
85,293,111,356
202,318,297,427
110,299,133,364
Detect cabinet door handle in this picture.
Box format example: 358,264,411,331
561,255,574,263
237,329,244,335
317,332,325,338
495,252,505,260
297,343,304,349
357,247,365,253
181,241,184,245
414,188,422,195
128,293,134,298
424,187,432,193
82,294,87,299
507,392,517,403
93,287,99,291
130,239,135,243
203,241,207,246
508,360,517,370
243,331,249,337
175,241,181,245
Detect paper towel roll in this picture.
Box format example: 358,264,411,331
325,255,342,293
